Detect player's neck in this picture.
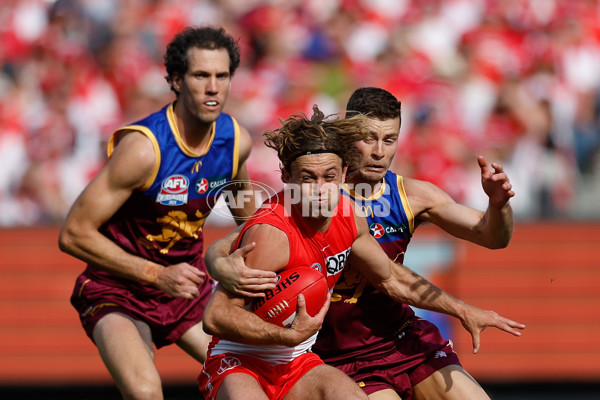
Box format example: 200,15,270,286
292,205,332,233
305,216,332,233
173,105,213,152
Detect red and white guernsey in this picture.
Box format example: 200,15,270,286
207,190,358,365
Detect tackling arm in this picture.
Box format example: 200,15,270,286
349,209,525,353
204,224,277,297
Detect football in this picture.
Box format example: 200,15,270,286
252,266,329,328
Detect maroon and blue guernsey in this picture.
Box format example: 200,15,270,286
70,101,243,348
86,101,241,294
313,171,416,363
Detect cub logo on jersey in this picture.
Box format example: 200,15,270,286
156,175,189,206
370,223,385,239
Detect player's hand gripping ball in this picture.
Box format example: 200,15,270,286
252,266,328,328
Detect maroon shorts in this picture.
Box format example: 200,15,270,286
334,318,461,399
199,352,323,400
70,270,212,348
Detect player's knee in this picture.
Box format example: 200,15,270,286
119,377,163,400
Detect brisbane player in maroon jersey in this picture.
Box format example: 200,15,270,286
312,87,516,400
58,26,276,400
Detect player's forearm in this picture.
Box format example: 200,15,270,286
374,261,467,320
205,310,294,346
481,201,513,249
202,295,301,347
58,223,162,284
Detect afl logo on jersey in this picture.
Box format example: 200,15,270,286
196,178,209,194
156,175,189,206
369,223,385,239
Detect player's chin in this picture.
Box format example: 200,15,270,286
197,109,222,123
317,201,340,216
361,169,385,182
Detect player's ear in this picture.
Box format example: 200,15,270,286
172,72,183,93
281,168,290,183
342,165,348,183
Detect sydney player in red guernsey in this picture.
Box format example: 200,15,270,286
199,106,524,400
58,27,277,400
313,87,517,400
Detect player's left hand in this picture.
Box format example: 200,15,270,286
478,155,515,209
459,303,526,353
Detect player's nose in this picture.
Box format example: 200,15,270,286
206,77,218,94
372,142,385,159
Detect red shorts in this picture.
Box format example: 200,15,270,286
70,270,212,348
198,352,323,400
334,318,461,399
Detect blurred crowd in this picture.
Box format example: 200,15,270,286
1,0,600,226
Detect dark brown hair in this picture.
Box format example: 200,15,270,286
164,26,241,96
345,87,401,121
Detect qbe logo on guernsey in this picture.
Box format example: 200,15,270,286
326,248,351,276
156,175,189,206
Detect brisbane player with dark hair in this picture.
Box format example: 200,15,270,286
59,26,275,400
313,87,517,400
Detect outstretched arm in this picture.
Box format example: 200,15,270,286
406,155,514,249
385,261,523,353
349,210,525,353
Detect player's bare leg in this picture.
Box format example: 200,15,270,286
93,312,162,400
176,321,211,363
216,373,269,400
284,364,368,400
369,388,403,399
413,365,490,400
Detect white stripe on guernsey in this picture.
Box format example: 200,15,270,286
210,333,318,365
